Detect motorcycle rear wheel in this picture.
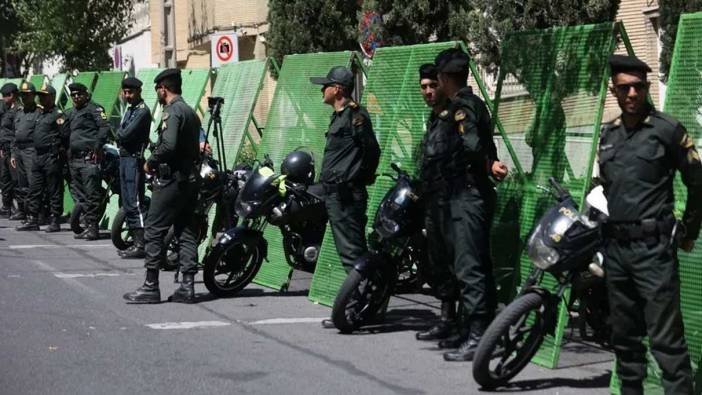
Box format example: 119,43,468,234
331,268,392,334
472,292,548,389
203,241,264,298
110,208,133,250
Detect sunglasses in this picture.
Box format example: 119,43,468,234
70,92,84,97
613,82,647,95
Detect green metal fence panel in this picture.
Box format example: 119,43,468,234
4,78,22,88
181,69,210,110
493,22,618,368
254,51,356,291
50,73,68,107
28,74,45,89
91,71,125,118
64,72,97,110
135,68,163,116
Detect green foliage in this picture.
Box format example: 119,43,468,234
659,0,702,80
358,0,449,46
10,0,134,72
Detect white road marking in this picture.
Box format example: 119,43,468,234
8,244,112,249
248,317,327,325
30,260,103,298
54,272,121,279
146,321,232,330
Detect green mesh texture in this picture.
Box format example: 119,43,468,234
253,51,356,291
91,71,125,118
135,69,163,116
50,73,68,107
307,42,458,306
493,23,616,368
28,74,45,89
64,72,97,111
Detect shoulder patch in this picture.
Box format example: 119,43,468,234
137,102,145,109
681,133,695,149
454,110,466,122
348,101,359,109
352,113,365,127
100,111,107,120
56,116,65,125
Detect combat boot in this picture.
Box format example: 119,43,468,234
416,301,455,341
443,318,489,361
74,228,89,239
123,269,161,304
45,217,61,233
16,216,39,231
168,273,196,303
120,229,145,259
84,224,99,240
9,211,26,221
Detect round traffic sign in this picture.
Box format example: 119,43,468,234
216,35,234,62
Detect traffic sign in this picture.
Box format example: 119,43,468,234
211,31,239,67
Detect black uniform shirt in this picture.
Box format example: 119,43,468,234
33,105,65,151
454,86,498,163
64,101,111,154
420,107,463,185
0,102,18,147
13,104,41,146
320,100,378,184
598,106,702,239
147,96,200,173
117,100,151,155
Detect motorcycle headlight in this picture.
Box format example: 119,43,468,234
527,228,560,270
379,217,399,238
235,201,253,219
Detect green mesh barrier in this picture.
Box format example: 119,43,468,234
4,78,22,89
28,74,45,89
493,22,619,368
64,72,97,111
50,73,68,107
135,68,163,116
254,51,357,291
91,71,125,118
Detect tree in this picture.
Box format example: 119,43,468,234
659,0,702,80
357,0,450,48
0,0,21,76
10,0,134,73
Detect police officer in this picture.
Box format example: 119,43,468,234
16,84,65,232
599,54,701,395
419,48,498,362
0,83,19,217
123,68,201,304
116,77,151,258
10,82,41,222
64,82,111,240
309,66,381,328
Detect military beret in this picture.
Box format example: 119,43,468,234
435,48,470,73
608,54,652,74
19,81,36,93
37,83,56,96
121,77,143,90
154,68,182,85
310,66,354,88
1,83,18,96
68,83,89,93
419,63,438,81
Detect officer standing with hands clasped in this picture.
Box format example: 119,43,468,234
10,82,41,222
0,82,19,217
309,66,381,329
123,68,202,304
64,82,111,240
599,54,702,395
116,77,152,259
16,84,65,232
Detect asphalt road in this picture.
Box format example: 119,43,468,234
0,218,614,395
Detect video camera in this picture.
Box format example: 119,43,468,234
208,96,224,110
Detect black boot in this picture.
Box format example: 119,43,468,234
123,270,161,304
85,224,99,240
9,211,26,221
16,216,39,231
74,228,89,239
443,319,489,361
120,229,145,259
45,217,61,233
417,301,455,341
168,273,196,303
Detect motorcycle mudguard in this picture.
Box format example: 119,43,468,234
214,226,268,260
352,252,393,275
522,288,560,336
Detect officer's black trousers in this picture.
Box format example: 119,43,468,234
28,153,63,218
325,191,368,270
605,237,693,394
0,151,16,208
144,178,198,275
14,147,35,214
119,156,146,230
69,159,104,226
424,198,457,301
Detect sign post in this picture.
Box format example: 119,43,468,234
210,31,239,67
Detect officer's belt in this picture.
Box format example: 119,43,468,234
119,146,144,158
322,181,364,194
14,141,34,150
34,145,58,155
603,216,675,241
424,172,485,194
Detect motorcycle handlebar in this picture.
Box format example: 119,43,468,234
548,177,570,201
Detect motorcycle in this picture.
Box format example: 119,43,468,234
472,177,610,389
202,152,327,298
331,163,426,333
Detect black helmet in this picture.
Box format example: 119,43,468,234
281,150,315,185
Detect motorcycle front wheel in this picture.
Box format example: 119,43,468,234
331,268,392,334
203,241,264,298
110,208,133,250
472,292,549,389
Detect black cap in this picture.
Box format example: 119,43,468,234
19,81,36,93
68,83,89,94
154,68,181,85
121,77,143,90
1,83,18,96
310,66,354,88
434,48,470,73
608,54,652,74
419,63,438,81
37,83,56,96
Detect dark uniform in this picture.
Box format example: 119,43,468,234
64,83,111,239
17,85,65,231
123,68,201,304
420,49,497,362
117,77,151,257
310,66,380,272
599,56,701,395
0,83,19,216
11,82,41,221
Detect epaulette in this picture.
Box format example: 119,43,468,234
348,101,359,110
137,102,145,109
438,109,451,120
649,109,680,129
352,112,365,127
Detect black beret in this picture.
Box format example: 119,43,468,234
419,63,438,81
435,48,470,73
1,83,18,95
19,81,36,93
121,77,143,89
154,68,182,85
68,83,88,93
608,54,652,74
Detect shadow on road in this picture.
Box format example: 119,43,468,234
481,371,611,392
